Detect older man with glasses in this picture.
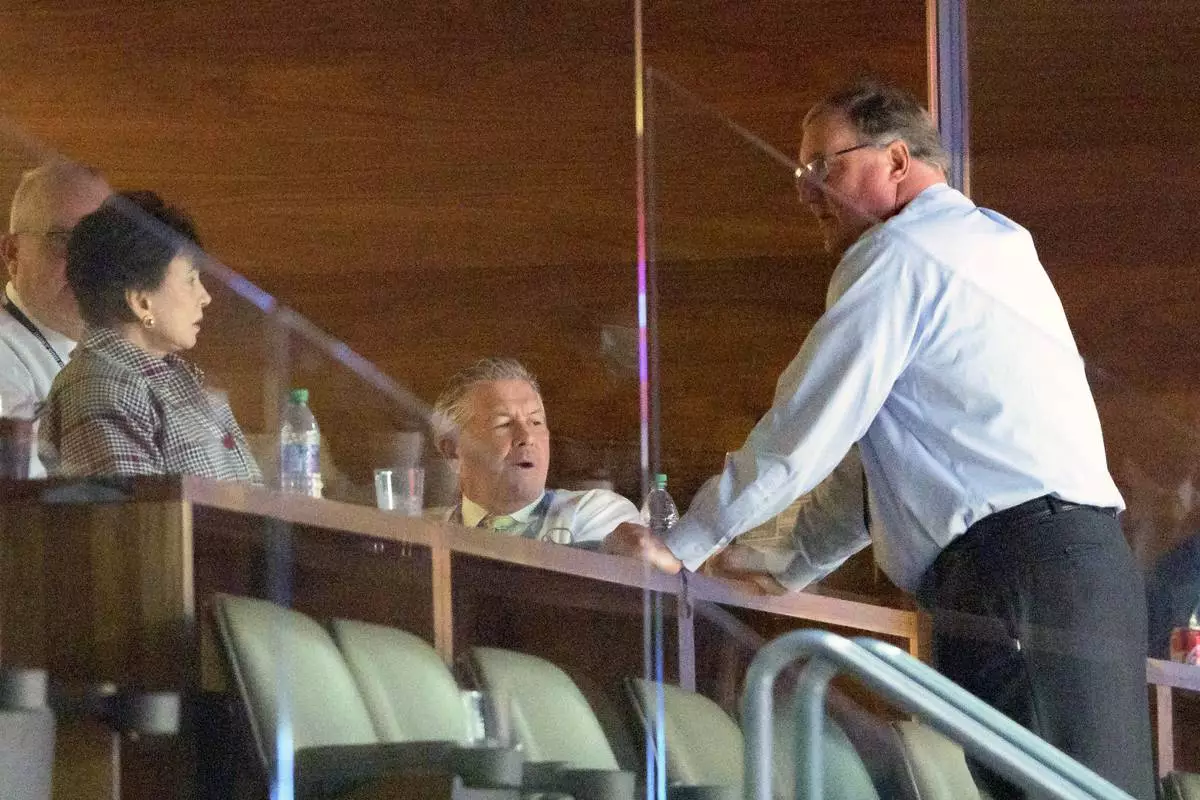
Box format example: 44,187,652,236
611,79,1155,800
0,160,111,475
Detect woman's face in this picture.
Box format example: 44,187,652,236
138,253,211,354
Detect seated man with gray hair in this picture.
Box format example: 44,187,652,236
432,357,641,546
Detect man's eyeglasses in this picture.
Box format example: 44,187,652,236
15,229,72,256
794,142,880,188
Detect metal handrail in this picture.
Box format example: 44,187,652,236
851,637,1128,799
741,629,1134,800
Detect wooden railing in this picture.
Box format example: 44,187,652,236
0,476,1192,797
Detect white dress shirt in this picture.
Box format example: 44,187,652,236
0,283,75,477
458,488,641,545
665,184,1123,590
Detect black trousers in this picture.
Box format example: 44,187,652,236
915,498,1156,800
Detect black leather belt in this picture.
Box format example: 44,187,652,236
920,494,1120,603
969,494,1117,539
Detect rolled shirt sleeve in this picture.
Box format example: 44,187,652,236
771,446,872,590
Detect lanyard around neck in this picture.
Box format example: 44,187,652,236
3,297,65,369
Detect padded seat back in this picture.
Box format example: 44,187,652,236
0,710,54,800
330,618,469,744
1163,771,1200,800
0,673,54,800
213,594,378,768
626,677,743,787
470,647,618,769
626,678,879,799
772,706,881,800
890,719,982,800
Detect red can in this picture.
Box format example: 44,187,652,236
1170,627,1200,665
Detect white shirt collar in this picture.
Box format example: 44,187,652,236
461,491,547,528
5,283,76,353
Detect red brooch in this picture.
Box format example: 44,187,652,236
222,433,235,450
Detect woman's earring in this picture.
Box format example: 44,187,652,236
142,315,155,329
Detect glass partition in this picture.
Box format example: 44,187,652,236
639,17,1200,798
636,57,921,800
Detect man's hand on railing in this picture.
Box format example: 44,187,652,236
701,543,790,596
601,522,683,574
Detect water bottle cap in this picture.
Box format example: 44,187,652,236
289,388,309,405
654,473,668,488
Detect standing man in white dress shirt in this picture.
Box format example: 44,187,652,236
0,161,112,475
609,80,1154,799
433,357,642,545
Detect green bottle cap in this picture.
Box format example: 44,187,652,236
654,473,668,489
289,388,309,405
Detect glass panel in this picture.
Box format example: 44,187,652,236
635,5,938,799
0,17,648,793
639,49,1199,800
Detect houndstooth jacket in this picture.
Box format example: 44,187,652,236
38,327,262,483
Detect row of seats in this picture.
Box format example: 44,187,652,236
214,595,828,796
212,593,978,799
213,594,1200,800
214,594,636,797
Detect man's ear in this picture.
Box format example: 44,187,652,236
1,234,20,279
436,433,459,462
887,139,912,183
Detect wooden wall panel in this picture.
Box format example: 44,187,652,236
0,0,929,503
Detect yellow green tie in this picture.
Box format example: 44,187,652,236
479,514,521,534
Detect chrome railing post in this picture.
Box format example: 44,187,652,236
794,657,838,800
742,629,1134,800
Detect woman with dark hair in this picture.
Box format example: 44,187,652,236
38,191,260,482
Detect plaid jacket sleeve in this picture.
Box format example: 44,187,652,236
41,365,165,476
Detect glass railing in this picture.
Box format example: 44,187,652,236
638,20,1196,798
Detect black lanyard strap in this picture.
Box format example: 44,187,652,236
2,296,65,369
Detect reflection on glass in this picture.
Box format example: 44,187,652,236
642,72,1180,799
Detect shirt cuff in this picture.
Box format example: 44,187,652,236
664,519,729,572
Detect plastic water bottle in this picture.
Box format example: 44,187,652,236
640,473,679,537
279,388,322,498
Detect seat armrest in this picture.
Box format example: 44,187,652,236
295,741,535,798
50,683,180,737
1163,771,1200,800
295,740,459,798
0,668,48,710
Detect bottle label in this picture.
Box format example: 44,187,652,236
281,443,320,475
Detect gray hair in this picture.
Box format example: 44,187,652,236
9,160,108,233
805,79,950,174
432,357,542,442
